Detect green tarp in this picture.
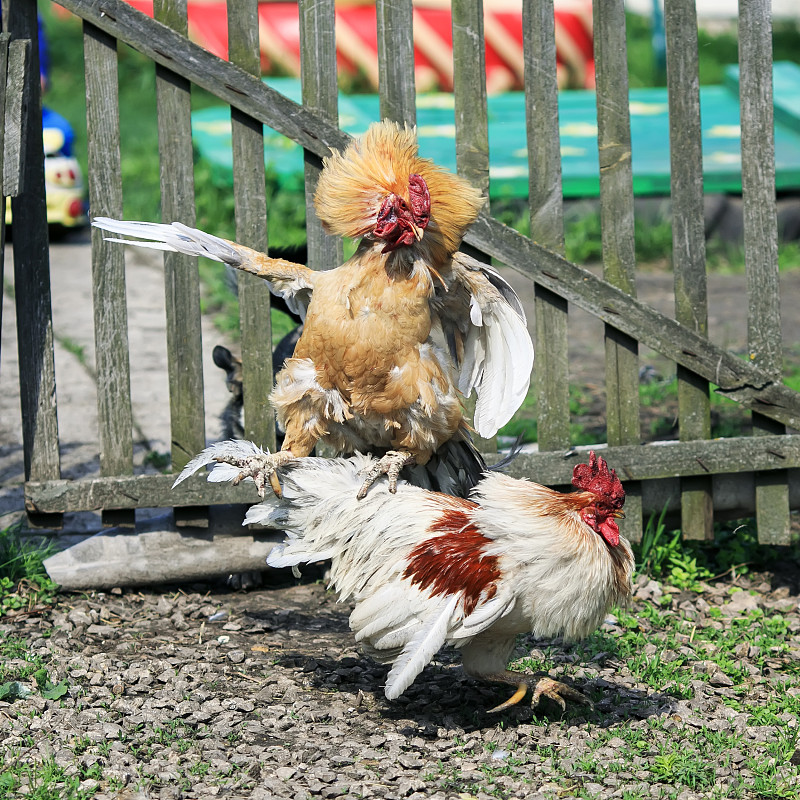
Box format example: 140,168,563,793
192,61,800,199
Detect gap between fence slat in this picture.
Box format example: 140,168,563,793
523,0,569,454
228,0,275,452
592,0,642,541
739,0,790,545
665,0,713,541
84,21,136,529
153,0,207,527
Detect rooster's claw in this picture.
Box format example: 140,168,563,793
357,451,416,499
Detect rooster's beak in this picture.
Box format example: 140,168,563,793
612,510,626,519
410,221,424,241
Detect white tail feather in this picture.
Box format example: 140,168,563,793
384,595,458,700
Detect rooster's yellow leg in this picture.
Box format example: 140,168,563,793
485,672,593,714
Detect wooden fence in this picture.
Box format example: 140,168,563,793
4,0,799,545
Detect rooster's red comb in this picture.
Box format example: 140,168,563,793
571,451,625,510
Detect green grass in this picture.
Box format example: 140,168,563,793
0,523,59,618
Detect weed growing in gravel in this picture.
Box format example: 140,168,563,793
0,524,59,617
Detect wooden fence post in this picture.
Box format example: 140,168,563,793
8,0,62,529
665,0,714,541
739,0,790,545
592,0,642,541
523,0,570,455
451,0,496,455
229,0,275,453
153,0,207,527
84,21,136,528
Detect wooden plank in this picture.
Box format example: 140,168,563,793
464,215,800,432
153,0,206,526
84,21,136,528
739,0,790,545
592,0,642,540
665,0,713,540
3,37,27,197
25,434,800,513
523,0,569,452
299,0,341,459
299,0,341,275
376,0,416,124
228,0,275,453
451,0,495,454
8,1,62,529
56,0,349,159
0,33,8,365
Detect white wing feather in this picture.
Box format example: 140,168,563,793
171,440,268,488
384,594,459,700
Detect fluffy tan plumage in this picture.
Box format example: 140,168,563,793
93,120,533,498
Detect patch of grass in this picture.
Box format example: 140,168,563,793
0,524,60,617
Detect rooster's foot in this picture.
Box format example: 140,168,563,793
357,451,416,500
225,450,295,498
487,676,593,714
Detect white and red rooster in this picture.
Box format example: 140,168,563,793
182,447,633,711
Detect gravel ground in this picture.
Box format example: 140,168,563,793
2,568,800,800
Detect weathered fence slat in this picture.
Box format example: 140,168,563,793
664,0,713,540
3,36,28,197
84,21,135,528
739,0,790,545
466,215,800,432
451,0,496,454
592,0,642,540
299,0,342,275
0,33,8,363
153,0,207,526
523,0,569,453
9,1,62,529
25,434,800,514
228,0,275,453
377,0,416,125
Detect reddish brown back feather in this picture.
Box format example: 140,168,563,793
403,506,499,616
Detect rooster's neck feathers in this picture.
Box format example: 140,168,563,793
314,121,485,255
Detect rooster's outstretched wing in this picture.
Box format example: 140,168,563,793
435,251,534,439
92,218,316,320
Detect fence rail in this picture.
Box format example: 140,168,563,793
6,0,797,544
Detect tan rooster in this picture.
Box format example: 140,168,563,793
93,121,533,499
184,446,632,710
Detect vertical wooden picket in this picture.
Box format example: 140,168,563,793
299,0,342,275
377,0,416,125
228,0,275,452
523,0,569,454
84,21,136,528
592,0,642,541
8,0,62,528
739,0,790,545
664,0,713,540
451,0,496,455
153,0,207,525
